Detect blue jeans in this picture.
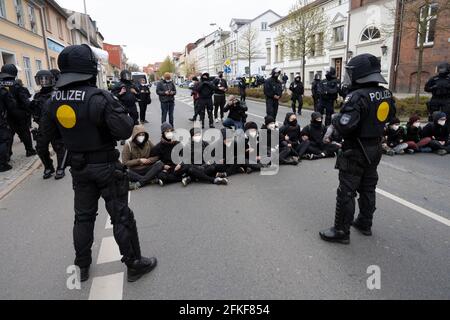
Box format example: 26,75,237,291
223,118,244,130
161,101,175,127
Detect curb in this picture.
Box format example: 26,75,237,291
0,157,42,201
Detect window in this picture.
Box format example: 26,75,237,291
361,26,381,42
36,59,42,71
333,26,345,43
0,0,6,18
44,7,51,32
57,18,64,40
309,71,315,84
309,35,316,56
23,57,33,88
266,48,271,64
1,51,16,66
316,33,324,56
261,22,268,31
418,3,438,46
290,40,296,59
28,5,37,33
14,0,24,27
50,57,57,69
275,45,279,62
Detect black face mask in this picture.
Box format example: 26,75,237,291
289,120,298,127
313,120,322,126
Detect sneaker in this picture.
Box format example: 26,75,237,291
246,167,253,174
55,169,65,180
406,149,415,154
215,118,220,123
437,149,448,156
214,177,228,185
386,150,395,156
149,178,159,185
43,168,55,180
0,164,13,173
158,179,165,187
216,172,227,179
129,182,142,191
182,176,192,187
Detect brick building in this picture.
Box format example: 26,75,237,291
390,0,450,93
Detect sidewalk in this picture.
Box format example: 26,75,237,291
0,137,41,200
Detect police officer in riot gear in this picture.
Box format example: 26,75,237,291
0,64,36,158
319,67,341,127
319,54,396,244
264,68,283,120
50,69,61,82
112,70,140,125
289,74,304,115
213,71,228,123
0,72,13,172
425,63,450,127
31,70,67,180
38,44,157,282
311,73,322,112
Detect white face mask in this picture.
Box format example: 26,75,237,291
248,131,258,139
438,120,446,126
225,141,233,148
193,136,202,143
165,132,174,141
392,125,400,131
136,135,146,144
413,122,421,128
268,124,276,131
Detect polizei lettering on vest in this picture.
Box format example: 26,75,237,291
54,90,86,102
369,90,392,102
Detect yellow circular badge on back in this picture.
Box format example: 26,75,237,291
56,105,77,129
377,102,390,122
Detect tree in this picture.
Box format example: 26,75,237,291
238,25,263,76
128,63,141,72
390,0,450,103
278,0,328,82
184,60,198,78
157,56,176,78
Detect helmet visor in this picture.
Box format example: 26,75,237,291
35,75,55,87
122,72,132,81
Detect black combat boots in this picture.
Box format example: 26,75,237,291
80,267,90,282
319,227,350,245
127,257,158,282
352,220,373,236
43,167,55,180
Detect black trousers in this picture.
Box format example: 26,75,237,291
214,94,226,119
187,165,216,184
128,161,164,186
71,161,142,268
334,147,382,233
198,98,214,127
8,118,34,153
320,99,335,127
240,89,246,102
139,102,149,123
0,126,12,166
37,135,66,171
291,96,303,114
266,98,279,120
313,96,320,112
128,105,139,126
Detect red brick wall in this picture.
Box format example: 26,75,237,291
103,43,123,69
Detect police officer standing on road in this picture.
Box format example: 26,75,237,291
197,73,216,129
31,70,66,180
319,54,396,244
0,64,37,158
38,44,157,282
0,72,13,172
264,68,283,120
213,71,228,123
311,73,322,112
112,70,140,125
425,62,450,127
137,78,151,124
289,74,305,116
318,67,341,127
239,76,247,103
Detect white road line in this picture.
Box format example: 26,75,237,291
88,273,124,300
97,236,122,265
377,188,450,227
105,217,113,230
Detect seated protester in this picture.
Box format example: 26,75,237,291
279,113,311,164
301,112,338,159
210,128,246,177
181,128,228,186
223,96,248,131
405,115,432,153
150,123,185,186
122,125,165,190
323,114,343,150
261,116,285,166
243,122,264,174
383,118,408,155
421,112,450,156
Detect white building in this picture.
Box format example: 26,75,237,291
267,0,349,89
347,0,395,87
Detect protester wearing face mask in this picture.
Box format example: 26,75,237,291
223,95,248,131
210,128,246,178
405,116,432,153
279,113,311,165
122,125,164,190
181,128,229,186
421,112,450,155
289,74,305,116
261,116,285,166
189,77,200,122
150,123,184,185
156,73,177,127
381,118,408,155
301,112,337,159
243,122,264,174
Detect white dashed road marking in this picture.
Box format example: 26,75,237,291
96,236,122,265
88,273,124,300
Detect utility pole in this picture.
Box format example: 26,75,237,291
83,0,90,45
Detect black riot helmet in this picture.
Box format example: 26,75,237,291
344,53,387,85
295,74,301,82
120,70,132,82
314,73,321,81
56,44,98,88
35,70,55,88
437,62,450,76
271,68,281,78
50,69,61,82
325,67,337,80
0,64,18,79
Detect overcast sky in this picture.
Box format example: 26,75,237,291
56,0,295,66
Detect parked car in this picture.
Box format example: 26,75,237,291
228,79,241,88
179,80,192,88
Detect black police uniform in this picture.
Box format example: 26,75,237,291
318,69,341,127
32,84,66,179
137,83,151,123
320,54,396,244
289,77,304,115
0,79,13,172
38,44,156,282
239,77,247,102
264,70,283,120
424,63,450,127
197,74,215,129
112,71,140,125
213,75,228,120
311,75,321,112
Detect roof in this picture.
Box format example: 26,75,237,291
231,9,282,29
46,0,70,18
269,0,330,27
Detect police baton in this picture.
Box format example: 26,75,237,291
357,138,372,166
60,149,69,169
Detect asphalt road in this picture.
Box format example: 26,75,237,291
0,88,448,300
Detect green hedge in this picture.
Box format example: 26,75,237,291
227,87,428,118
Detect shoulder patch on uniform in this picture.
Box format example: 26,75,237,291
340,114,352,126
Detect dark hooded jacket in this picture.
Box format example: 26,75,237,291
150,125,181,166
385,119,406,147
289,79,304,98
279,113,302,148
301,112,327,147
406,116,422,143
422,112,449,143
224,100,248,121
112,80,139,109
